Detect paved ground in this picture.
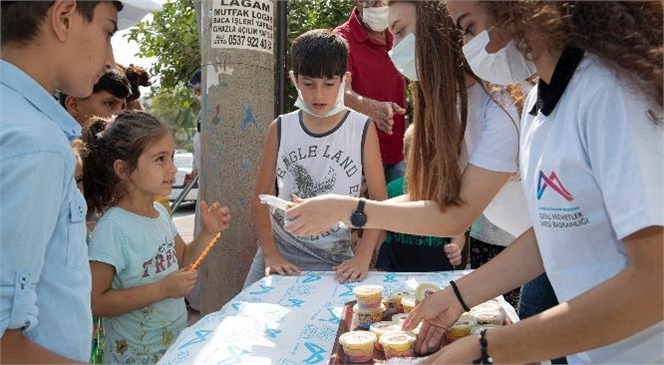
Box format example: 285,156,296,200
172,202,196,241
171,202,202,325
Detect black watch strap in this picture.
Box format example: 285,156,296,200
350,198,367,228
357,198,366,212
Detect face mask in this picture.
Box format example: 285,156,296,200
462,29,536,85
388,33,417,81
362,7,389,32
291,72,347,118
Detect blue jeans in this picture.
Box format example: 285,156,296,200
520,273,568,364
383,160,405,184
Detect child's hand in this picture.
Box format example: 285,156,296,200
200,200,231,235
333,254,370,283
161,268,198,299
264,252,302,277
444,243,462,266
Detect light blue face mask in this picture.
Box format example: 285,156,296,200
388,33,418,81
291,72,347,118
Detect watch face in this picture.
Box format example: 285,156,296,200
351,211,367,228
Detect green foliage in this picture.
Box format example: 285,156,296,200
126,0,199,147
149,82,198,149
126,0,200,91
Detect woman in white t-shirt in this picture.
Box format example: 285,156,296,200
285,2,533,291
398,2,661,364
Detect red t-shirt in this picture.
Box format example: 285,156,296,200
335,8,407,165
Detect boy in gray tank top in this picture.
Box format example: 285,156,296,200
244,30,387,288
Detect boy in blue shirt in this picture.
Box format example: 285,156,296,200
0,1,158,362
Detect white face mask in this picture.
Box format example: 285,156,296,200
462,29,536,85
388,33,417,81
362,7,389,32
290,72,347,118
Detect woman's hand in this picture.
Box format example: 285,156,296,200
422,333,483,364
200,200,231,235
402,288,465,354
284,195,356,236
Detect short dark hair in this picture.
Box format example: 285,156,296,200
1,1,123,46
291,29,348,80
59,67,132,107
188,69,202,89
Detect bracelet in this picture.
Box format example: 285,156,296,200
449,280,470,312
472,329,494,364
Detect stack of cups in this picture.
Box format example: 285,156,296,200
353,285,385,329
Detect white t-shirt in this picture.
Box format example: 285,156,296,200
464,83,532,241
521,54,663,363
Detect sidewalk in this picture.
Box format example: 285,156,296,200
171,204,201,325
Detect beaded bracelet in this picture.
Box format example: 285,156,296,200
472,329,494,364
449,280,470,312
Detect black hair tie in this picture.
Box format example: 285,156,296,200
449,280,470,312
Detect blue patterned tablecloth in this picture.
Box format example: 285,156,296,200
158,270,518,365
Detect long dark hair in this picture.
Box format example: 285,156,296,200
81,111,171,213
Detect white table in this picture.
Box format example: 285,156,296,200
158,270,518,365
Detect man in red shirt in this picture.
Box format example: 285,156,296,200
335,0,407,183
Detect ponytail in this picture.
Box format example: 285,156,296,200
81,118,123,214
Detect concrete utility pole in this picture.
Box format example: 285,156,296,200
198,0,275,314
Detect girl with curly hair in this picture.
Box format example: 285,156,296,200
403,1,663,363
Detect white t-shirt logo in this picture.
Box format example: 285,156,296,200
536,170,573,201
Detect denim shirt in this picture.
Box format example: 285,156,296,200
0,60,92,361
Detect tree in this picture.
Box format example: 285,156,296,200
126,0,355,145
127,0,200,148
127,0,200,91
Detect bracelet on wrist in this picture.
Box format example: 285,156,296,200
472,328,493,364
449,280,471,312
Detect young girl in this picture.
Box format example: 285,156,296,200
404,2,662,363
243,29,387,287
82,111,231,364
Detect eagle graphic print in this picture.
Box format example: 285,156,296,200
271,110,369,266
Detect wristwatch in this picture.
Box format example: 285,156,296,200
350,198,367,228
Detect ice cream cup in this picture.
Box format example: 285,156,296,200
369,321,402,351
445,318,478,342
415,283,441,304
470,302,505,326
389,290,413,313
354,285,384,309
354,303,386,330
379,331,417,359
391,312,409,324
339,331,377,363
401,295,417,313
